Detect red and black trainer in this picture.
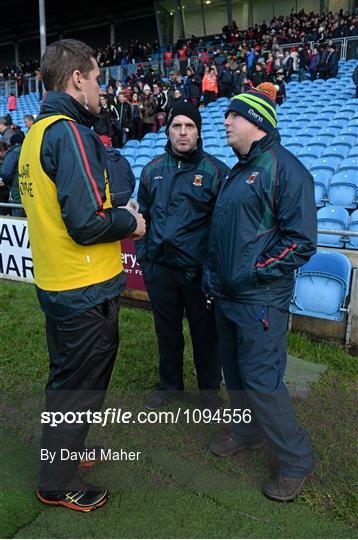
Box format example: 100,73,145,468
37,482,108,512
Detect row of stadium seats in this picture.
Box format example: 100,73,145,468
318,206,358,249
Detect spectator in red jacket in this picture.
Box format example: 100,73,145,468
8,93,16,112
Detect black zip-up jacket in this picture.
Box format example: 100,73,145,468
135,140,229,272
203,129,317,310
34,91,137,321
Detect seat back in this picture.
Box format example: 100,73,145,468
290,251,352,321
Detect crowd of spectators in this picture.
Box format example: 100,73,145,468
0,8,356,149
90,34,348,146
0,8,356,92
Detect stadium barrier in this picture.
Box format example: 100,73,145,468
0,209,357,352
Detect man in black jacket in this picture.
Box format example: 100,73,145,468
326,45,339,79
116,92,133,147
136,102,229,410
204,84,317,502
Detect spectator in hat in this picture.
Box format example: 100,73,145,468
219,60,234,98
251,62,267,87
184,67,202,107
274,71,286,106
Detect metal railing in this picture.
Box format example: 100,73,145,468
1,203,358,241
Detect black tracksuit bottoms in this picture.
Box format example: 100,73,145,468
38,297,120,492
142,261,221,395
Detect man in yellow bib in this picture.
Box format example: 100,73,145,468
19,39,145,512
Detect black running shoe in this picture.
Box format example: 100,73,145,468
37,482,108,512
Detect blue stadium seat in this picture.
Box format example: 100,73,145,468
315,113,334,122
136,148,154,159
348,147,358,158
121,147,137,158
153,142,165,153
321,145,350,159
327,170,358,209
314,134,334,146
290,251,352,321
342,126,358,137
331,135,356,148
294,118,311,128
142,133,157,141
319,156,342,173
339,157,358,171
205,136,220,145
215,150,231,161
311,169,332,207
326,119,346,130
317,206,349,247
285,143,302,155
204,145,219,154
297,147,323,160
298,126,320,137
347,209,358,249
124,140,140,149
298,155,317,169
140,139,155,149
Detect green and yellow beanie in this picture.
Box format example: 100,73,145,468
225,83,278,133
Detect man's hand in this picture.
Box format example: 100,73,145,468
129,211,146,240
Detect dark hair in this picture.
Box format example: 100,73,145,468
10,132,24,146
0,141,9,152
23,114,34,122
40,39,95,91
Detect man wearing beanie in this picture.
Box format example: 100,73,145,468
204,83,317,501
135,102,229,410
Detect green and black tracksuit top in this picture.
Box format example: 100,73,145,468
135,140,229,272
203,129,317,311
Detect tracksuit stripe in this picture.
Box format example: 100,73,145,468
65,122,107,220
63,122,99,210
255,243,298,268
68,122,103,207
